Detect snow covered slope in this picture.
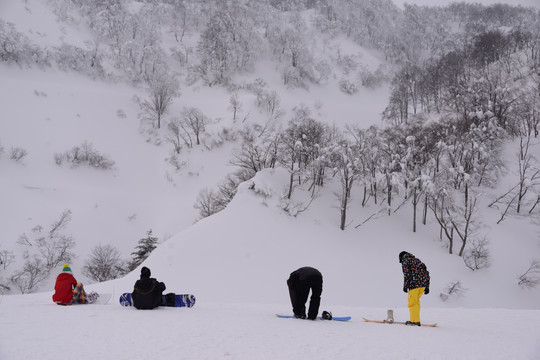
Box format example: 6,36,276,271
1,294,539,360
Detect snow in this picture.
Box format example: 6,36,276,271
1,295,540,359
392,0,539,9
1,0,540,359
2,168,540,359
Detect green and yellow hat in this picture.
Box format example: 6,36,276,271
62,264,73,274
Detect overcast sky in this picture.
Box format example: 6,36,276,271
392,0,539,9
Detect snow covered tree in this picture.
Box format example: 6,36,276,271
129,230,158,271
195,1,261,84
278,107,328,199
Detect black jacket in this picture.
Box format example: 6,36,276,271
132,277,166,309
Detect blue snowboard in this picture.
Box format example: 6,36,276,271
119,292,196,308
276,314,351,321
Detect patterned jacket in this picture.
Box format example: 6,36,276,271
401,252,430,290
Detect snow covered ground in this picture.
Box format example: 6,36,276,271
1,294,539,359
1,0,540,359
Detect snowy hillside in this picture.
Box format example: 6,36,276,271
1,168,540,359
0,0,391,290
1,0,540,358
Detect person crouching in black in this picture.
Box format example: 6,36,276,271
132,266,166,310
287,266,323,320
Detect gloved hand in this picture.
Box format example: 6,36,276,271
403,287,408,293
424,287,429,295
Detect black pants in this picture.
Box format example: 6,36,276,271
288,268,323,320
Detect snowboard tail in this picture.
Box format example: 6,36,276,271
362,317,437,327
92,293,112,305
119,292,196,308
276,314,351,322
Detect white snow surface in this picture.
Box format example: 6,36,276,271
1,0,540,359
1,168,540,360
1,294,539,360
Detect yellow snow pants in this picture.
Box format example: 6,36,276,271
408,287,425,323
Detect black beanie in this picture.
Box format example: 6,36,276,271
141,266,151,278
399,251,408,263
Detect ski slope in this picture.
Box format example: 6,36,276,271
1,293,539,360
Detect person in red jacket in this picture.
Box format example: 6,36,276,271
52,264,97,305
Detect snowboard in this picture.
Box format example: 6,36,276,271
119,292,196,308
362,317,437,327
92,293,112,305
276,314,352,322
54,292,111,305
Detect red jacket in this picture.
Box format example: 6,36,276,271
52,273,77,304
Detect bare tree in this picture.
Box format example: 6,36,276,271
516,133,540,214
194,188,221,219
139,73,179,129
428,190,455,254
231,131,276,173
518,259,540,288
55,141,115,170
10,257,49,294
439,281,467,301
12,210,76,293
491,129,539,222
166,118,184,153
180,107,207,145
228,93,242,122
9,147,27,162
331,141,358,230
451,195,478,257
0,248,14,292
0,249,14,270
463,237,490,270
82,245,124,282
17,210,76,273
194,169,255,220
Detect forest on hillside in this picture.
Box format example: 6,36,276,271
1,0,539,293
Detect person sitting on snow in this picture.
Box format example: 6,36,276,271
52,264,98,305
399,251,430,326
287,266,324,320
132,266,166,310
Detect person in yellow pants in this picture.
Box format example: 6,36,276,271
408,287,426,323
399,252,430,326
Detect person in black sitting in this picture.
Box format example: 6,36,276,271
132,266,166,310
287,266,323,320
